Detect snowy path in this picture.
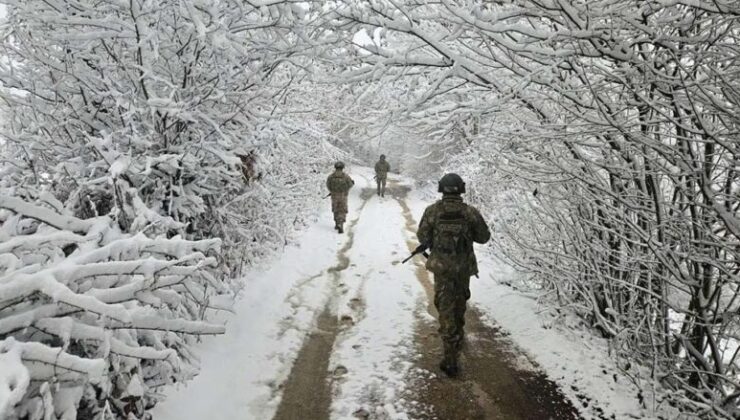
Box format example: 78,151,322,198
153,169,629,420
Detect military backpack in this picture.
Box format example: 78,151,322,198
432,202,472,262
327,173,349,193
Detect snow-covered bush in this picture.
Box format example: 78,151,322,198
0,0,340,417
0,0,327,271
0,195,225,419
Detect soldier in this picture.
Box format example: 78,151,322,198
374,154,390,197
326,162,354,233
417,173,491,377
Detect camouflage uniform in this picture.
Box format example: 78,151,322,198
417,195,491,371
326,169,354,230
374,158,391,197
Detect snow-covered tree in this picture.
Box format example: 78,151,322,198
0,0,331,263
321,0,740,416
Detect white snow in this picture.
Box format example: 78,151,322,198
328,171,420,419
108,157,130,177
0,339,30,419
470,260,662,419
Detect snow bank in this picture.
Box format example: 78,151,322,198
471,257,675,419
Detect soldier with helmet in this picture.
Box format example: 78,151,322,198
326,161,354,233
417,173,491,377
374,154,391,197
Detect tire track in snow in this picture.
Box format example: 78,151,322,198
391,183,583,420
273,188,376,420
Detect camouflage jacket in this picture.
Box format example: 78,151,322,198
326,170,354,194
417,195,491,276
374,160,391,178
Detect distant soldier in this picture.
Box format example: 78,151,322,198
374,154,390,197
326,162,354,233
417,173,491,377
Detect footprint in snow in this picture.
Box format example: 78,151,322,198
348,298,362,310
353,408,370,419
340,315,354,326
333,365,348,377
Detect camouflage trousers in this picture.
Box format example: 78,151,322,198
376,176,387,196
331,192,349,224
433,273,471,358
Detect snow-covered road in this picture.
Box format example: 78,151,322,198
153,168,654,420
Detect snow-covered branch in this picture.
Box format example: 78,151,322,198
0,196,226,419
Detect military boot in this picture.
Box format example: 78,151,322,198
337,224,344,234
439,344,459,378
439,353,459,378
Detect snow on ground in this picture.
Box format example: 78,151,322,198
152,167,368,420
328,173,421,419
471,259,659,419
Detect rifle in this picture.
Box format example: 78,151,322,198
324,193,331,198
402,243,429,264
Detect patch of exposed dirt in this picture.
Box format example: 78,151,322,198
272,307,336,420
405,310,582,420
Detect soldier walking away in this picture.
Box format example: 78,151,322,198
374,154,390,197
416,173,491,377
326,162,354,233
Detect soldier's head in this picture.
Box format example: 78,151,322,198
380,154,386,161
334,161,345,171
438,173,466,195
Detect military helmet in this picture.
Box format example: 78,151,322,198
334,161,345,170
380,154,386,159
438,173,466,194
